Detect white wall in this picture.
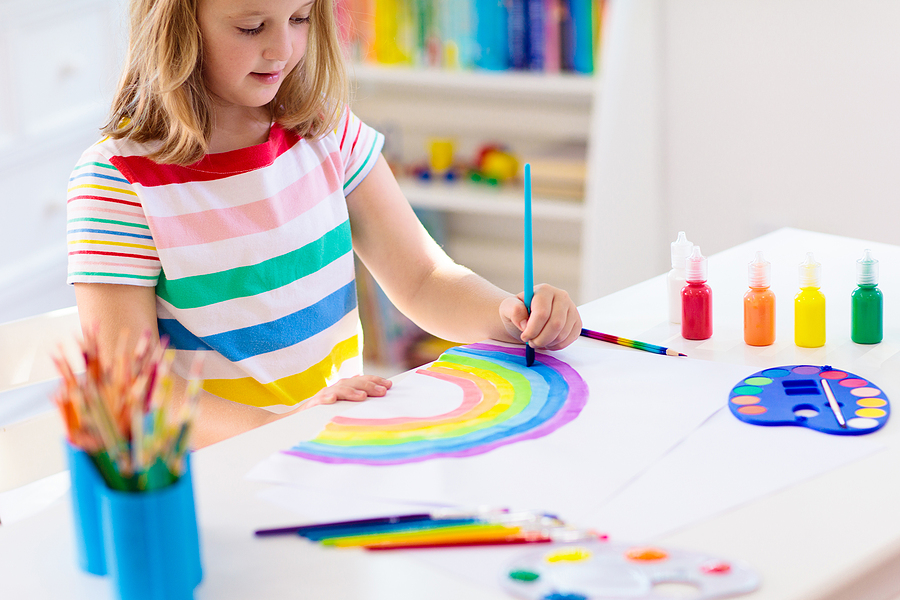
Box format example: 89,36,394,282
584,0,900,298
0,0,127,322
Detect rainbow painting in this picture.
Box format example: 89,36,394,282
283,343,588,465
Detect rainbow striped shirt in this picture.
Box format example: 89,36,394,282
66,110,384,411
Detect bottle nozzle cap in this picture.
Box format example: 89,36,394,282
798,252,821,288
671,231,693,269
685,246,707,282
857,249,879,286
748,251,770,288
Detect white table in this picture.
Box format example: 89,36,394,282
2,228,900,599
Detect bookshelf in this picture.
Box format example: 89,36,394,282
350,64,598,301
349,64,600,374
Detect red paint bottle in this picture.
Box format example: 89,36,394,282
682,246,712,340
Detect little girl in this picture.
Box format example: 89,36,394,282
66,0,582,447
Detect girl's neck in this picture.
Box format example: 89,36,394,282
207,104,272,154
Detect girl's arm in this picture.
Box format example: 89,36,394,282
73,283,390,447
346,156,582,350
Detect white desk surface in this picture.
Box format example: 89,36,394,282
3,227,900,599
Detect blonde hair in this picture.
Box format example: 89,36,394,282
103,0,348,165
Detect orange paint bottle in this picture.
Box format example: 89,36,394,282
743,251,776,346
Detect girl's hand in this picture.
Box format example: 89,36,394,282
500,284,582,351
303,375,392,409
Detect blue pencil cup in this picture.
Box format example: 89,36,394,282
65,442,107,575
98,456,203,600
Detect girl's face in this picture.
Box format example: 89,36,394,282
197,0,314,117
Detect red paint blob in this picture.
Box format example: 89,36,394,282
820,371,848,380
839,378,868,388
738,405,767,415
700,561,732,574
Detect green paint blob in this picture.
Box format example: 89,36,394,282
733,385,763,396
508,569,540,582
744,377,773,386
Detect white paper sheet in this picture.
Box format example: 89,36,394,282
248,342,755,527
589,408,884,541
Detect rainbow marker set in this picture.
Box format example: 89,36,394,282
256,509,605,551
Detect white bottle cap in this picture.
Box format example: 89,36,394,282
671,231,693,269
748,251,770,288
798,252,821,288
685,246,707,282
857,249,879,286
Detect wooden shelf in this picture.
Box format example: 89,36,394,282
351,63,597,102
399,178,584,222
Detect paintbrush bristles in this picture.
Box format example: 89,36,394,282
51,329,204,491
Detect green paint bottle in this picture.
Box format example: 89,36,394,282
851,249,883,344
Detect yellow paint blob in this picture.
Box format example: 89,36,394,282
855,408,887,418
856,398,887,408
545,547,592,563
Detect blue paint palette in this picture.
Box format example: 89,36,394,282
728,365,890,435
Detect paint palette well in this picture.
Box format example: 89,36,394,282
728,365,890,435
501,541,759,600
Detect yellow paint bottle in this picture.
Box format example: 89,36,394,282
794,252,826,348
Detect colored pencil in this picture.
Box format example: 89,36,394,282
321,523,526,548
254,506,517,537
51,329,203,491
254,513,434,537
361,526,604,551
364,536,553,550
580,328,687,357
305,519,480,543
523,162,535,367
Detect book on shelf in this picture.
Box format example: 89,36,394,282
340,0,603,74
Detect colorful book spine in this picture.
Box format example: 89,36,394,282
441,0,476,69
374,0,414,64
543,0,561,72
508,0,529,69
475,0,510,70
526,0,545,70
567,0,594,73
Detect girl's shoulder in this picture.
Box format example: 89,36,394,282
79,134,162,166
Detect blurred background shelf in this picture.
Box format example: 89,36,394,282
351,63,596,100
397,178,585,222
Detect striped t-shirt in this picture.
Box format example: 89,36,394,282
66,109,384,412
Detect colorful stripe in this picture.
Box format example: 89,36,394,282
201,334,361,407
143,152,342,249
155,220,351,309
158,279,357,361
110,126,301,186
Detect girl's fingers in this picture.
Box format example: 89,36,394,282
522,286,581,350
